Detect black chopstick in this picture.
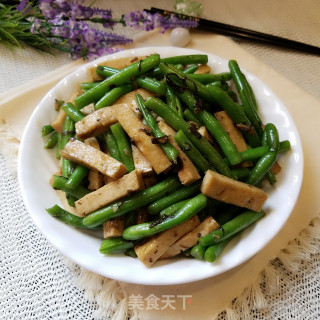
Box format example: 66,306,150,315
145,7,320,56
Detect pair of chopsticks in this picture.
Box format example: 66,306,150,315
145,7,320,56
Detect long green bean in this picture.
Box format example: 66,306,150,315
83,176,182,228
136,93,179,164
74,54,161,109
110,123,135,172
122,193,207,240
144,97,235,178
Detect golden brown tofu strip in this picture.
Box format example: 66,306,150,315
271,161,282,175
113,88,156,114
194,64,210,74
84,137,104,191
75,106,117,140
103,216,126,239
158,120,200,185
114,104,172,174
51,108,67,134
201,170,268,212
60,138,127,179
75,170,144,216
134,215,200,267
160,216,220,259
90,56,148,81
198,126,214,144
214,111,248,153
131,144,154,177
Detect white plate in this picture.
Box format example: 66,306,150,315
18,47,303,285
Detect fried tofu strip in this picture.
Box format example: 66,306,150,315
131,144,154,177
90,56,148,81
214,111,249,153
195,64,210,74
201,170,268,212
60,138,127,179
75,106,117,140
134,215,200,267
84,137,104,191
103,216,126,239
51,108,67,134
75,170,144,216
113,88,157,114
198,126,214,144
160,216,220,259
158,120,200,185
114,104,172,174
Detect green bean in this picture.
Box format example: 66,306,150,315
136,77,167,95
125,247,137,258
159,199,190,216
74,54,161,109
61,116,75,178
204,238,232,262
161,54,208,65
190,243,206,260
246,122,280,185
96,65,167,95
136,94,179,164
96,65,117,77
195,108,243,165
260,125,277,185
110,123,135,172
206,81,229,91
83,176,182,228
174,129,209,172
199,210,265,246
246,151,277,186
265,123,280,152
52,175,90,199
95,84,134,110
179,90,243,167
148,180,202,215
266,171,277,185
44,131,59,149
166,85,183,117
125,211,138,228
65,193,77,207
122,193,207,240
231,167,250,180
228,60,264,138
188,72,232,84
144,98,235,178
46,205,99,229
159,62,213,103
65,165,89,187
214,205,241,226
233,140,290,163
183,109,202,127
56,132,62,159
105,130,123,162
42,124,54,136
61,102,85,122
100,237,134,255
80,81,101,91
207,85,261,147
183,64,199,74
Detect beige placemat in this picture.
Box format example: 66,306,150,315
1,29,320,319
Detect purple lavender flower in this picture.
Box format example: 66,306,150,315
17,0,30,12
14,1,198,60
